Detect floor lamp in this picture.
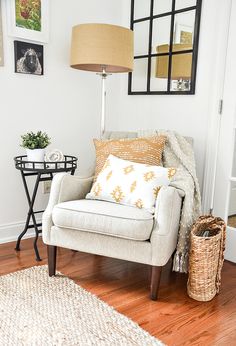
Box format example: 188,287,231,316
70,23,134,137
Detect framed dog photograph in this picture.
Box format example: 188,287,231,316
14,40,44,75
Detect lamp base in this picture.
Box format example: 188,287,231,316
172,78,191,91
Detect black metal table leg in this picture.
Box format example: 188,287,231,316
33,231,41,261
15,172,42,261
15,170,34,251
30,173,42,261
15,212,32,251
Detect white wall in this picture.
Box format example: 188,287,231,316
108,0,228,192
0,0,122,242
0,0,232,243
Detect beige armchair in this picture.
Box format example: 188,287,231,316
42,172,183,300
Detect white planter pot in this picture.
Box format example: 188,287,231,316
26,148,45,162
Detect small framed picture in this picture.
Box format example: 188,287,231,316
7,0,49,43
175,23,193,45
14,40,44,75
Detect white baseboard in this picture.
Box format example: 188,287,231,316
0,220,40,244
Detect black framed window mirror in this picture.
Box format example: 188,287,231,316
128,0,202,95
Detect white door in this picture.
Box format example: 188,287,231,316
213,1,236,263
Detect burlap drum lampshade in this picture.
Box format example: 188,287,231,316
156,44,192,79
70,23,134,73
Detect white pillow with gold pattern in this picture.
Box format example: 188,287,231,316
86,154,176,212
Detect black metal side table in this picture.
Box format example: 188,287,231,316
14,155,78,261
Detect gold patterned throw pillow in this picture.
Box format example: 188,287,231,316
93,135,166,180
86,154,176,212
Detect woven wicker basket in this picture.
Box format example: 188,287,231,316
187,215,226,302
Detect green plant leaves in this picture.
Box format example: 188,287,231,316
21,131,51,149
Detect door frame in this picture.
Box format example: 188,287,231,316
202,0,232,213
202,0,236,262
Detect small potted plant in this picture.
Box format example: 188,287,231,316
21,131,51,162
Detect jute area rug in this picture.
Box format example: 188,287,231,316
0,266,164,346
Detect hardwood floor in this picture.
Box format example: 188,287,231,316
0,238,236,346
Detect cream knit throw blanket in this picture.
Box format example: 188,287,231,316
138,130,202,273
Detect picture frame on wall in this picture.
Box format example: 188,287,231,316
14,40,44,76
174,23,193,45
0,0,4,66
7,0,49,43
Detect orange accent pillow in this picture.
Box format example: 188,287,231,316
93,136,166,180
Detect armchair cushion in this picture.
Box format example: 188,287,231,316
52,199,154,241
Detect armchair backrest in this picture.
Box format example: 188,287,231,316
103,131,193,146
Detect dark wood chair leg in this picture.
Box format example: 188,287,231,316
47,245,57,277
150,265,162,301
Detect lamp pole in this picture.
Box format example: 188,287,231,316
98,66,111,138
101,67,107,137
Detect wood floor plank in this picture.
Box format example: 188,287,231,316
0,238,235,346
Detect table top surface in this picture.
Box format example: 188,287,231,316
14,155,78,173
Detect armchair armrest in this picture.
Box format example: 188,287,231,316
153,186,183,236
150,186,183,266
42,173,93,243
